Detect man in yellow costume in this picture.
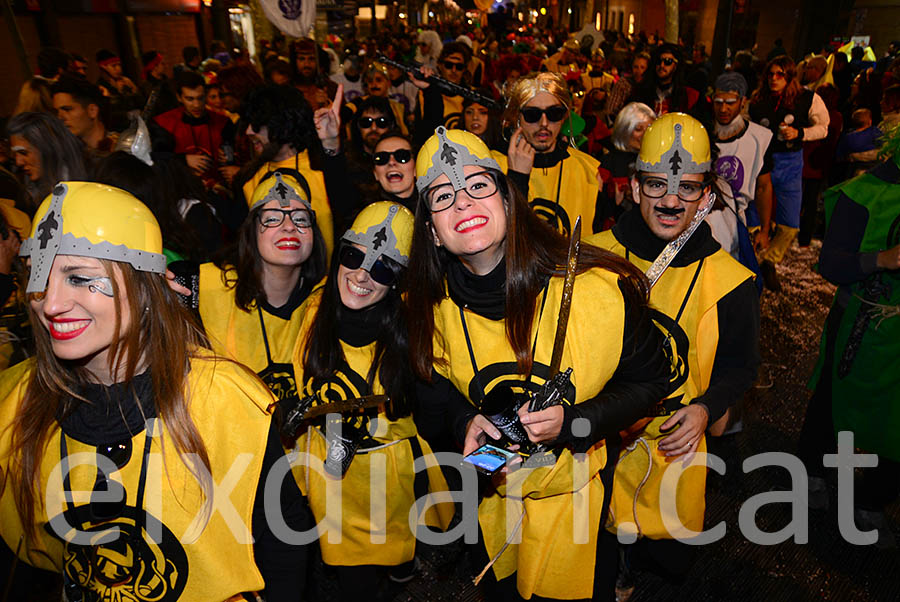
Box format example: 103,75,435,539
497,72,609,235
590,113,760,597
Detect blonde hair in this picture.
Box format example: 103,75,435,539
502,72,572,128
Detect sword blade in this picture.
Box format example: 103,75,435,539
644,193,715,288
549,216,582,376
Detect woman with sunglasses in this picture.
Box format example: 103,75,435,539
408,128,670,601
1,182,308,600
748,55,830,292
188,172,328,405
316,89,419,217
287,201,451,601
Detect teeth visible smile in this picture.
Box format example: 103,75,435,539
347,280,372,295
51,320,89,333
456,217,487,231
276,240,300,248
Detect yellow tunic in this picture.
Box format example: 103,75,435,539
0,354,274,602
198,262,306,405
242,150,335,258
290,290,452,567
590,230,753,540
494,147,602,236
432,268,626,600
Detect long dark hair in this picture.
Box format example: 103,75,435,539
407,169,649,379
303,241,413,420
216,203,328,311
6,112,89,213
751,55,803,110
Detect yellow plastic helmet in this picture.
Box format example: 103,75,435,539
636,112,711,196
249,171,312,212
342,201,414,269
19,182,166,293
416,126,501,194
366,61,390,79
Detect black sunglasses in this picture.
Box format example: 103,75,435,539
358,116,391,129
339,245,397,286
91,439,132,522
520,105,568,123
373,148,413,166
660,57,678,66
442,60,466,72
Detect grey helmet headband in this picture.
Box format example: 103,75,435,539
635,123,711,196
341,204,409,269
251,171,312,211
20,183,167,293
416,126,501,193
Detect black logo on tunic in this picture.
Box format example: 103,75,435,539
529,199,572,237
469,360,577,409
48,506,188,601
648,308,690,399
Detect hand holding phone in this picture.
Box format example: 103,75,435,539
463,443,519,475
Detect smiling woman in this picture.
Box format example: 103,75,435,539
287,201,452,599
1,182,306,601
408,127,671,601
188,171,328,403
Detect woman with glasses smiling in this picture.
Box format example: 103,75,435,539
408,128,670,601
186,172,327,405
287,201,451,600
1,183,307,601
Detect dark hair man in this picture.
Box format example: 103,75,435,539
151,70,235,189
51,76,117,157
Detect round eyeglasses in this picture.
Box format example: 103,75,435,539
639,175,709,202
257,208,313,230
424,171,499,213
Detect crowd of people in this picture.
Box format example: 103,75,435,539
0,15,898,602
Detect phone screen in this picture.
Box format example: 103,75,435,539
463,444,518,474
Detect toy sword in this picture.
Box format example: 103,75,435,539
644,193,716,288
376,54,502,111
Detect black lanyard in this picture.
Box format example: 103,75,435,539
59,420,154,521
627,247,705,326
257,306,275,368
458,286,550,404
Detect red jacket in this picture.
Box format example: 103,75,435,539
153,107,231,186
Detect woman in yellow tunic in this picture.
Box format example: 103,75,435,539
0,182,308,601
406,128,671,601
286,201,451,601
194,171,328,406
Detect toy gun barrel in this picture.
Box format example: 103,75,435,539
528,367,573,412
376,54,502,111
280,392,318,440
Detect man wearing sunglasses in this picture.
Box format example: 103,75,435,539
590,113,759,596
411,42,471,147
499,72,607,235
629,44,702,118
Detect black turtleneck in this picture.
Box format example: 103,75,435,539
59,372,157,445
533,144,569,170
446,257,506,320
337,299,387,347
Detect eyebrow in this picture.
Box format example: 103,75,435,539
61,264,104,273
